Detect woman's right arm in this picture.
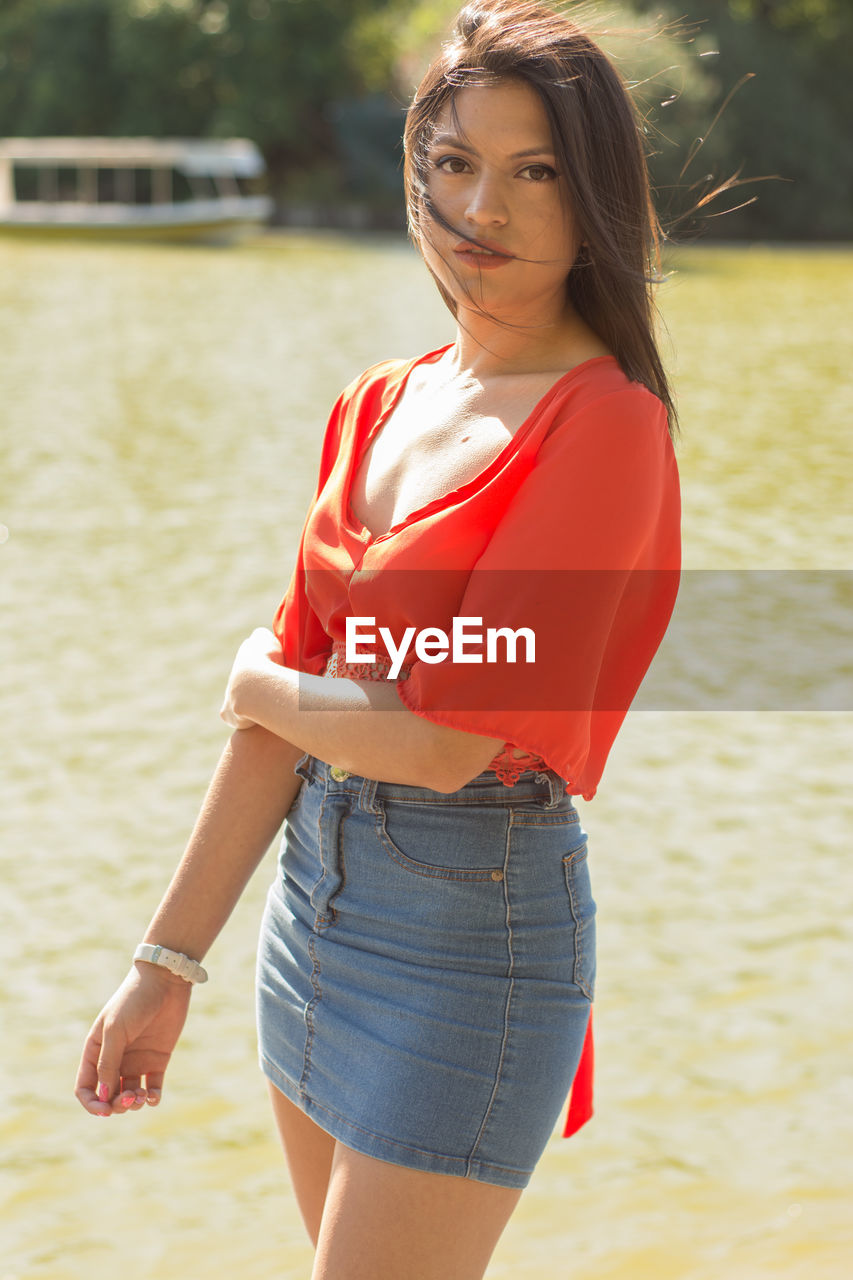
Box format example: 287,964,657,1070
74,725,305,1117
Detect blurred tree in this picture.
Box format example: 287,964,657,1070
648,0,853,239
727,0,845,30
0,0,120,135
110,3,216,136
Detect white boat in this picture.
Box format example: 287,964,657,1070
0,137,273,242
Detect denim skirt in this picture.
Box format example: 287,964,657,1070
256,754,596,1190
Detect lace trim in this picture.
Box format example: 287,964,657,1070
321,641,548,786
323,646,409,682
488,750,550,785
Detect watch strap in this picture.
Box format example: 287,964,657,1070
134,943,208,984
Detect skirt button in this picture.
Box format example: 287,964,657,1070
329,765,351,781
490,869,504,882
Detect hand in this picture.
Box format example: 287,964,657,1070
75,962,193,1117
220,627,283,731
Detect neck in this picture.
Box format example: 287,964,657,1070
447,296,605,380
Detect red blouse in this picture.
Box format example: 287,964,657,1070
273,344,682,1137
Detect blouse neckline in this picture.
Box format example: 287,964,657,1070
344,345,619,545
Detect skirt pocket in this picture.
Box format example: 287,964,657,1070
375,798,508,882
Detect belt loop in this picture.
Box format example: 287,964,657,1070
546,771,563,809
294,753,314,784
359,776,379,813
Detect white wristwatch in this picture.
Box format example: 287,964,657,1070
134,943,208,984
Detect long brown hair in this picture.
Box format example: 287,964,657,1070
403,0,678,436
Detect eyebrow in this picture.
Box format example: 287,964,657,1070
430,133,556,160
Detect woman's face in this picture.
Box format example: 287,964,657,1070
418,78,581,321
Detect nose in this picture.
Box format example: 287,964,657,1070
464,171,509,228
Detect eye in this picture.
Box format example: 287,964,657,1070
520,164,558,183
434,155,471,175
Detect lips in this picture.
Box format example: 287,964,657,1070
452,239,516,272
453,238,514,259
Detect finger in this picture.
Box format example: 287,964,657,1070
95,1018,126,1110
75,1022,113,1117
142,1071,164,1107
119,1074,147,1112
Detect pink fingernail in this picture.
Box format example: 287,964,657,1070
121,1094,136,1108
97,1083,110,1102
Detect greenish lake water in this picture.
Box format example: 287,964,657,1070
1,233,851,1278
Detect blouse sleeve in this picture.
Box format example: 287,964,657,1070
271,387,349,674
397,385,682,798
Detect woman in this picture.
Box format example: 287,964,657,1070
75,2,681,1276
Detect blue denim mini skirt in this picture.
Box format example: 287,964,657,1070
256,754,595,1190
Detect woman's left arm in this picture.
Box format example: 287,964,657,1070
221,628,503,793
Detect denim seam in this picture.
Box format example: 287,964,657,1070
510,813,580,828
300,932,322,1099
466,811,515,1173
330,816,346,924
319,809,346,928
300,781,333,1096
310,785,330,924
